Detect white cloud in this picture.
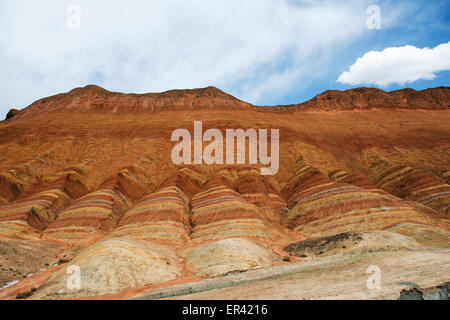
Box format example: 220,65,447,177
0,0,411,117
337,42,450,86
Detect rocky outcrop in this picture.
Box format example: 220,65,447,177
282,161,446,238
0,189,70,239
184,238,281,277
7,86,450,121
190,171,271,243
0,159,91,203
5,109,19,120
399,282,449,300
266,86,450,112
234,166,287,223
367,156,450,216
111,185,191,244
110,166,208,244
9,85,253,121
284,232,363,257
31,239,183,299
42,189,131,247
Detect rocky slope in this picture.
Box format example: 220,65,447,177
269,86,450,112
0,85,449,299
6,85,253,121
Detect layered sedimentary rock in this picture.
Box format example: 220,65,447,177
5,109,19,121
32,239,182,299
0,85,449,299
8,86,450,121
329,170,379,191
0,189,70,239
0,161,90,241
234,166,287,223
0,196,8,206
112,186,191,243
42,189,130,246
266,86,450,112
191,171,271,242
282,162,445,238
158,166,210,198
51,161,91,199
0,159,91,203
100,158,158,202
183,238,281,277
0,162,38,202
111,167,208,244
368,157,450,215
11,85,253,121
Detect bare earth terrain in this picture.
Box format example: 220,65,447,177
0,85,448,300
164,248,450,300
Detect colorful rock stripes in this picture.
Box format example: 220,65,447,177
328,170,403,199
111,166,209,244
112,166,278,244
0,196,8,206
191,172,270,242
234,166,287,223
0,171,25,202
0,162,447,248
42,189,131,246
111,186,191,243
0,160,91,203
282,165,445,238
100,163,152,202
0,188,70,239
158,166,209,198
52,161,91,199
368,158,450,216
329,170,379,191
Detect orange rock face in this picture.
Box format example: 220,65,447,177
0,85,449,298
367,156,450,215
10,85,253,121
41,188,131,247
267,86,450,111
282,163,445,238
190,170,271,243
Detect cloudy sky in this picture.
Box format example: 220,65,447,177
0,0,449,118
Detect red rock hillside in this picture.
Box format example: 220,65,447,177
0,85,449,300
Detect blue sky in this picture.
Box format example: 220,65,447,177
0,0,449,118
